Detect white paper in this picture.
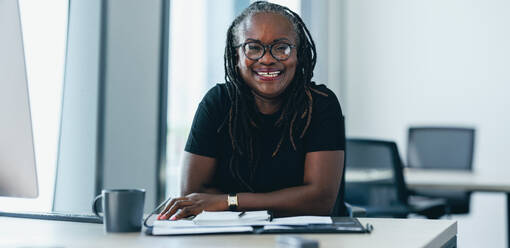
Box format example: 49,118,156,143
152,226,254,236
267,216,332,226
192,210,270,226
153,219,197,228
193,210,269,222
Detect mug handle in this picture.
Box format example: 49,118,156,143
92,194,103,219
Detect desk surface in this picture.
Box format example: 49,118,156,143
404,169,510,248
0,216,456,248
404,168,510,192
346,169,510,192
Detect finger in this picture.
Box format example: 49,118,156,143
173,206,200,220
165,200,194,219
158,197,186,219
162,200,194,220
157,197,178,219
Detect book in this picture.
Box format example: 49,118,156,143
192,210,271,226
148,211,267,236
151,225,254,236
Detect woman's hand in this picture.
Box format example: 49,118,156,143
157,193,228,220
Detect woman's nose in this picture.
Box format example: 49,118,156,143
258,50,277,65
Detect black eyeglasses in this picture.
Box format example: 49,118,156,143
236,41,295,61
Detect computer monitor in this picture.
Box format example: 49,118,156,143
0,0,39,198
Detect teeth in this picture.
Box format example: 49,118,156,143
257,71,281,77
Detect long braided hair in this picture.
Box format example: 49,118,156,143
220,1,327,192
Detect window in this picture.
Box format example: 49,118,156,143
0,0,68,211
166,0,236,197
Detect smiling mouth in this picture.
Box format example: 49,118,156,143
255,70,282,79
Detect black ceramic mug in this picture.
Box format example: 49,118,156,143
92,189,145,232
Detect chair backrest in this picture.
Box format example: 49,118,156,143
407,127,475,170
331,156,348,216
331,121,347,217
344,139,409,208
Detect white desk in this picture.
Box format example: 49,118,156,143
404,168,510,192
0,216,456,248
404,168,510,248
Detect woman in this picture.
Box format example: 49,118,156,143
158,1,345,220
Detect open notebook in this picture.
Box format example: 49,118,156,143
146,211,371,236
193,210,271,226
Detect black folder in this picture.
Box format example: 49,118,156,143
254,217,372,234
146,217,372,236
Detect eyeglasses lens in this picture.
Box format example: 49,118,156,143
243,42,291,61
271,43,291,60
244,43,264,60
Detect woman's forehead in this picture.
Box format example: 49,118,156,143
238,12,296,43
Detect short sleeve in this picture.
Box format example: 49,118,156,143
184,85,227,158
304,87,346,152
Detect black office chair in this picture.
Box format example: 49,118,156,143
344,138,447,219
407,127,475,214
331,151,367,217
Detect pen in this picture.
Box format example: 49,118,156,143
238,211,246,218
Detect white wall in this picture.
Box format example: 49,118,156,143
343,0,510,247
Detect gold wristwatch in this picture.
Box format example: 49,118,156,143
227,193,238,211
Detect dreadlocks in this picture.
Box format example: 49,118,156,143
220,1,327,192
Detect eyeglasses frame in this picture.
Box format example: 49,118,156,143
235,40,296,62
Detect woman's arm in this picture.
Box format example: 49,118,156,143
180,152,222,195
238,150,344,216
158,150,344,220
158,152,225,220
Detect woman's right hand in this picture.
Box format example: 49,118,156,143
157,193,228,220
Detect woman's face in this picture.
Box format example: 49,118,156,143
237,13,298,100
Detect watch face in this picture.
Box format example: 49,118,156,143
228,195,238,206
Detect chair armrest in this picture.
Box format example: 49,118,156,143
407,189,418,195
345,202,366,217
408,195,448,218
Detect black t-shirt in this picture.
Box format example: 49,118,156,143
185,83,345,196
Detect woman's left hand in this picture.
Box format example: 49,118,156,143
157,193,228,220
